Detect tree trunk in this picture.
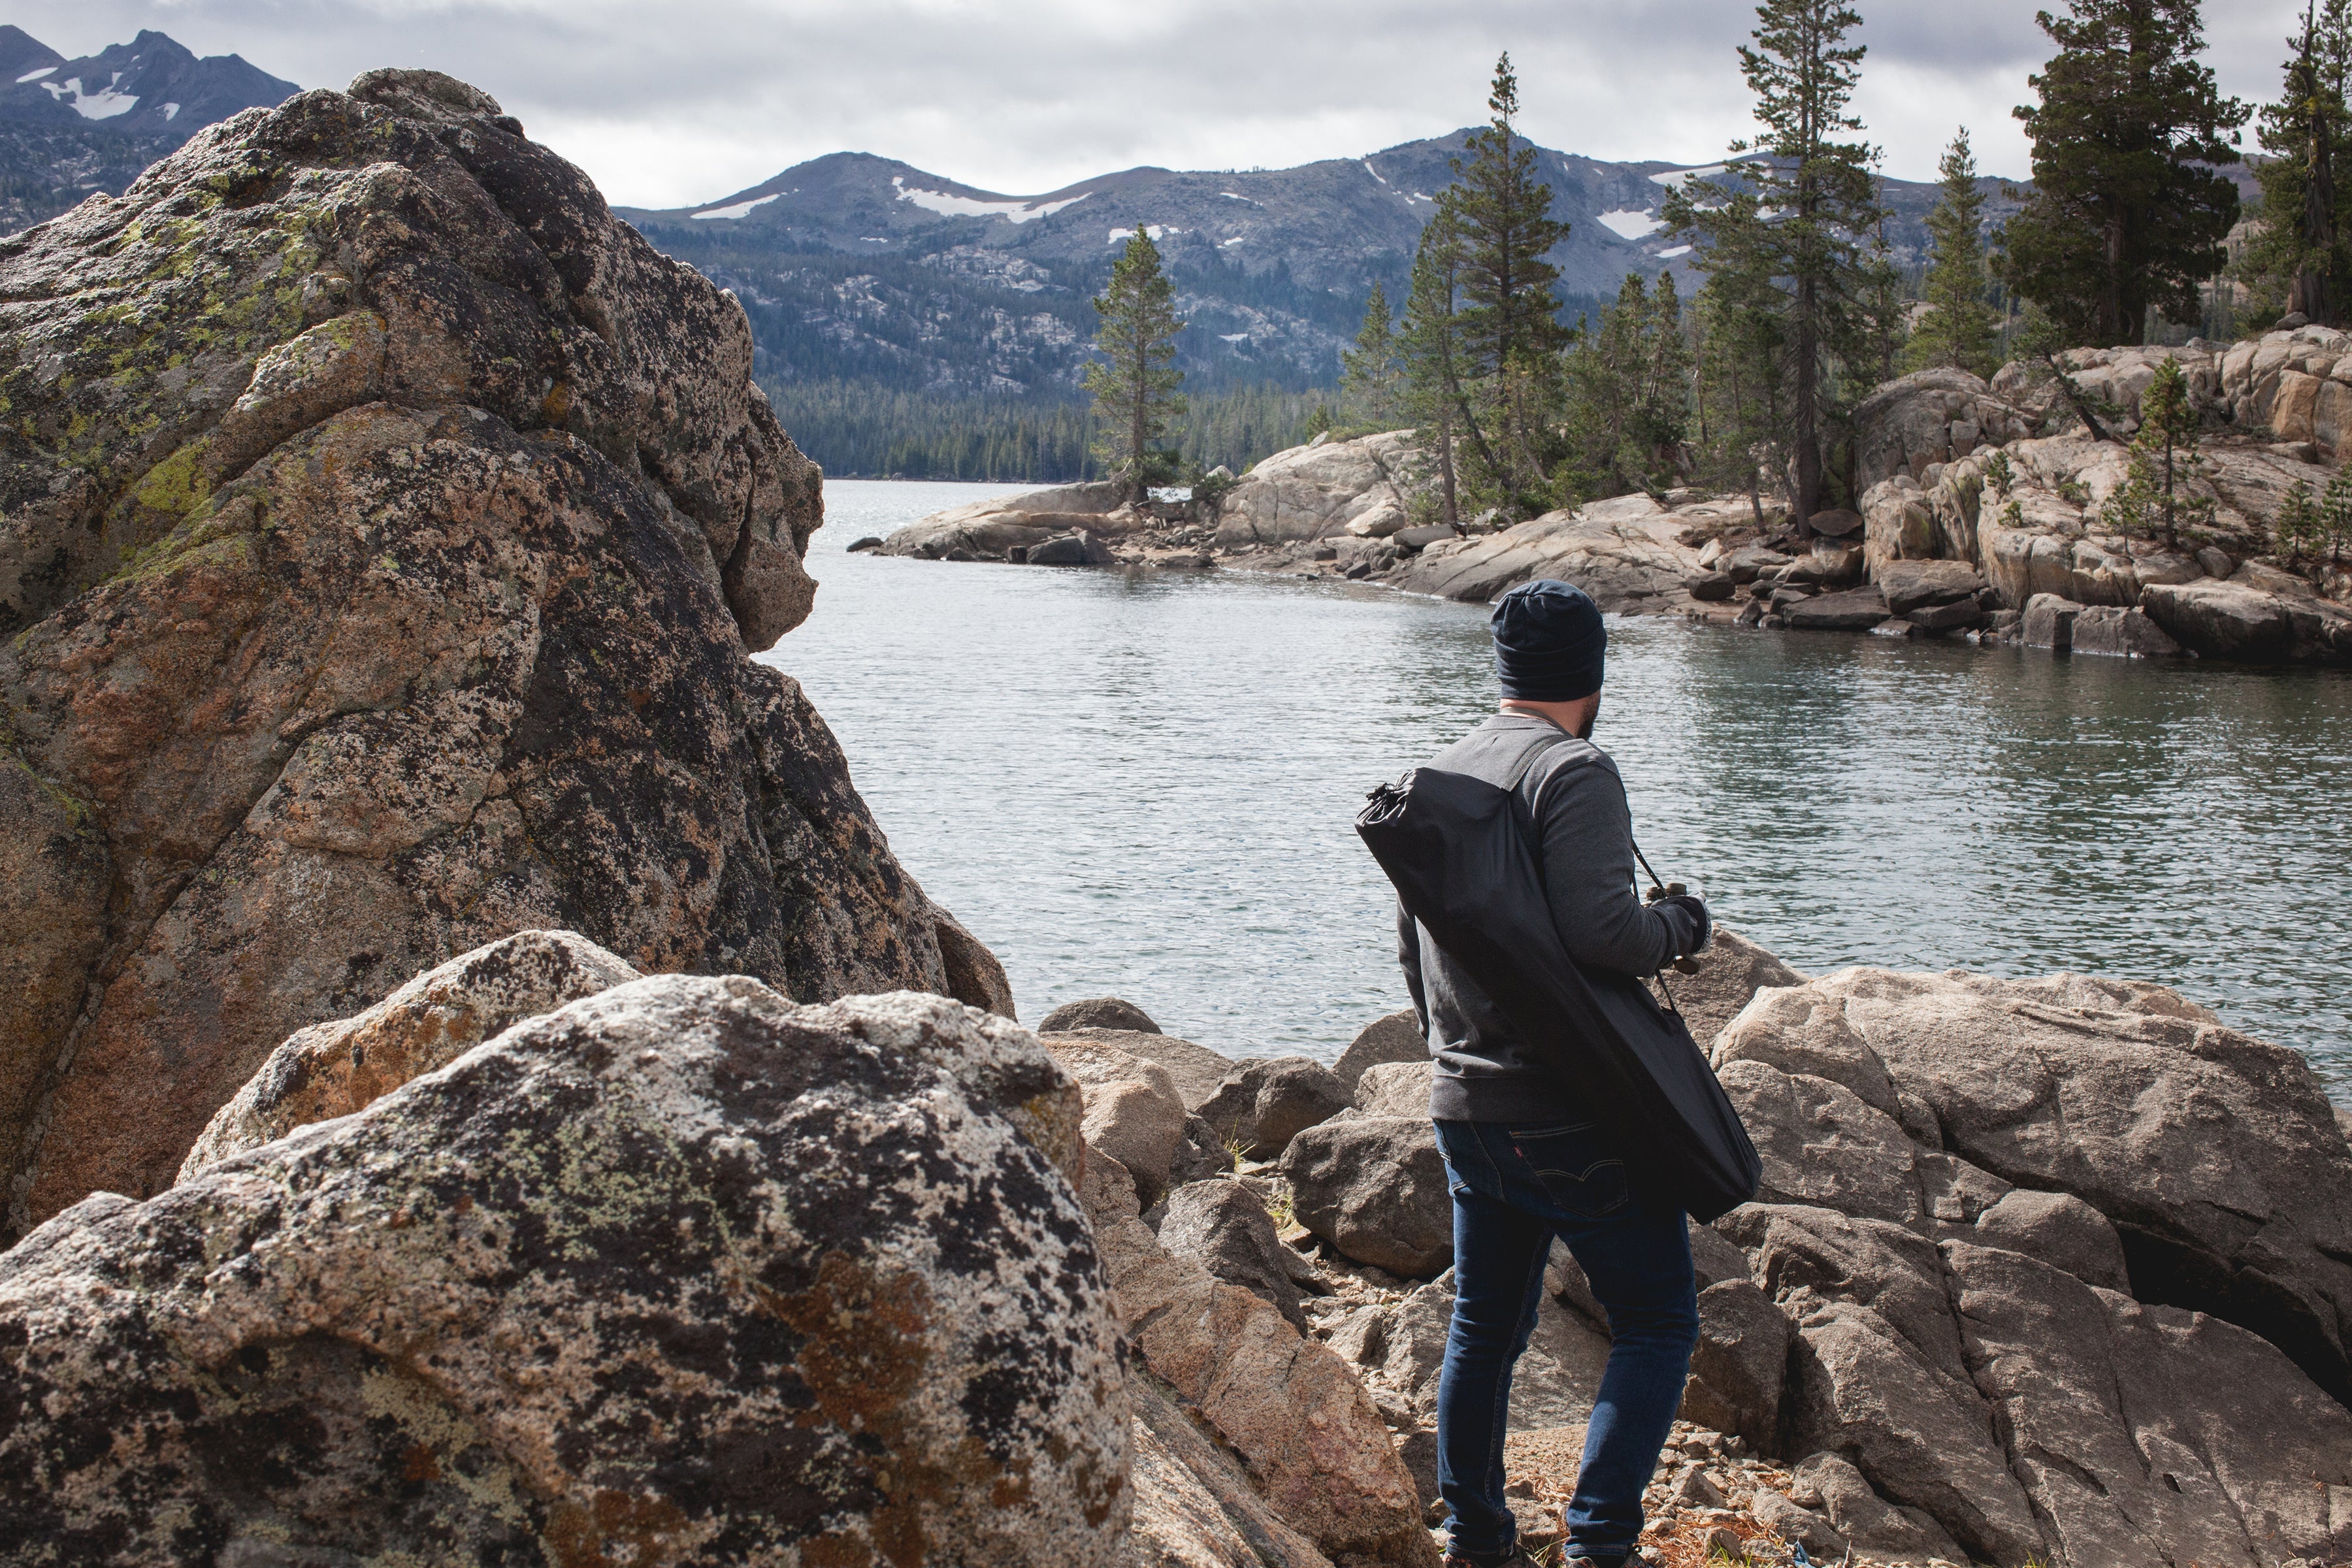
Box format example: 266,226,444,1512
1793,269,1821,533
2297,98,2337,325
1438,406,1459,531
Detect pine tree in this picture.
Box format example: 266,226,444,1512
1685,193,1788,525
1439,52,1571,518
1561,272,1693,502
2324,465,2352,562
1083,225,1186,502
2106,357,2212,546
1399,206,1469,529
2276,478,2324,560
2241,1,2352,325
1664,0,1881,531
2002,0,2247,347
1340,279,1405,431
1906,129,2001,375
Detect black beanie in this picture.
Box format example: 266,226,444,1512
1491,579,1606,702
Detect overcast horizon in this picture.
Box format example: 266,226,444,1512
14,1,2290,210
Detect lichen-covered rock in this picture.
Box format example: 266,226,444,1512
0,980,1128,1565
180,928,643,1179
0,70,1009,1236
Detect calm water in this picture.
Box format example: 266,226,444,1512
763,480,2352,1106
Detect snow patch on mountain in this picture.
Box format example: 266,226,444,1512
43,76,139,120
892,176,1089,224
1650,163,1727,186
1597,208,1665,240
693,192,781,220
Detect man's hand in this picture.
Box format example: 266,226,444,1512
1656,892,1710,961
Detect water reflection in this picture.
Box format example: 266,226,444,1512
767,481,2351,1105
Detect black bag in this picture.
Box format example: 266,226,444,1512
1356,757,1761,1223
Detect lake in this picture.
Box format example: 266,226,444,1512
762,479,2352,1107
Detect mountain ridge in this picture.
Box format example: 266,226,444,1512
617,133,2027,402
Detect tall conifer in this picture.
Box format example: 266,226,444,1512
1341,280,1405,430
1439,53,1571,517
2242,1,2352,324
1907,129,2001,374
1083,225,1186,501
2002,0,2246,346
1399,212,1469,529
1665,0,1880,529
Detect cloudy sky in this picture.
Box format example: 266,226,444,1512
20,0,2292,208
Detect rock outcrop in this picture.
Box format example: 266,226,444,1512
0,70,1008,1237
878,478,1130,559
1388,492,1722,610
1702,964,2352,1565
0,978,1128,1565
1212,431,1422,547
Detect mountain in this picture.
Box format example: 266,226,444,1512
0,27,297,232
616,135,2025,401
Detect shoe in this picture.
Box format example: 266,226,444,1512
1441,1546,1542,1568
1561,1553,1652,1567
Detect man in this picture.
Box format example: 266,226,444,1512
1397,578,1710,1568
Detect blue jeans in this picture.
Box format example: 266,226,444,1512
1433,1119,1699,1562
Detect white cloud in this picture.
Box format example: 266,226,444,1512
10,0,2289,208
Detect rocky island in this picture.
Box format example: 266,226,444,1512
879,344,2352,669
1,69,2347,1568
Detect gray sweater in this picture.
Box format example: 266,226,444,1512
1397,713,1705,1122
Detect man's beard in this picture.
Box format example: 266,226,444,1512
1575,699,1599,740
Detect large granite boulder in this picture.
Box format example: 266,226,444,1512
0,979,1126,1565
1213,431,1421,547
1043,1032,1190,1205
1281,1116,1453,1279
1699,958,2352,1566
2141,572,2352,664
879,478,1129,559
1333,1007,1424,1090
1195,1054,1350,1160
1386,493,1701,610
0,70,1008,1237
1851,367,2036,492
1040,995,1162,1034
1669,926,1809,1051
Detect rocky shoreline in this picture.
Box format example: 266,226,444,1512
876,346,2352,670
3,68,2348,1568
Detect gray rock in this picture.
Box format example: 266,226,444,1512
1058,1028,1236,1111
1820,966,2352,1405
1334,1008,1426,1089
846,534,884,552
1971,1188,2130,1292
2021,591,2085,650
1720,546,1793,584
2070,604,2184,658
1948,1239,2352,1568
1906,595,1987,632
0,981,1126,1565
1281,1116,1454,1278
1784,587,1891,630
1029,529,1113,566
1677,1278,1792,1450
1039,996,1162,1034
1158,1178,1308,1330
1352,1060,1433,1119
1685,569,1737,601
1196,1055,1350,1160
1167,1113,1232,1188
1716,1058,1924,1227
1393,524,1458,552
2140,576,2352,666
1335,1266,1610,1431
1751,1489,1848,1559
1790,1453,1970,1566
0,69,1004,1237
1876,558,1987,615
